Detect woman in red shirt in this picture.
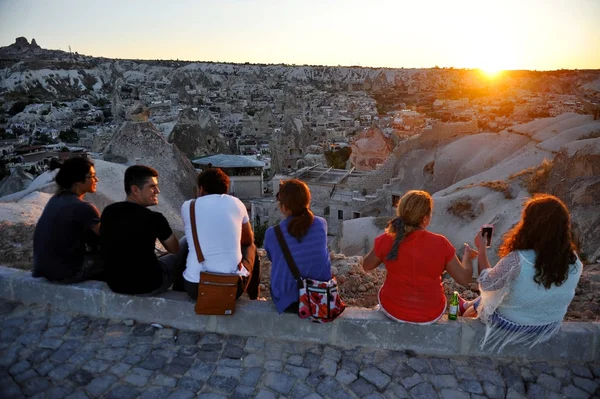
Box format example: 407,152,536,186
363,190,476,324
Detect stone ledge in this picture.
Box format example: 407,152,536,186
1,266,598,361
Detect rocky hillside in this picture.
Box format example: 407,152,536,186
339,113,600,264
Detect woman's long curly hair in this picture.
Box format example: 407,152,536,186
499,194,577,289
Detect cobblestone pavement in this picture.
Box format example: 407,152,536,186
1,300,599,399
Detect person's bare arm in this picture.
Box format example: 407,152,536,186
445,244,476,286
362,248,383,271
474,231,491,273
160,234,179,254
241,222,254,246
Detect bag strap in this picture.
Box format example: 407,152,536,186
189,199,205,263
274,225,303,289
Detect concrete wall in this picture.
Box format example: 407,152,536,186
1,266,598,361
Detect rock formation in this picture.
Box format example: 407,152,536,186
0,168,34,198
103,121,198,210
270,115,317,172
349,126,393,171
168,108,229,159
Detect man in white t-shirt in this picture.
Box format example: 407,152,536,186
178,168,260,300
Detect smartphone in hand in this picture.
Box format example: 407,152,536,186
482,224,494,248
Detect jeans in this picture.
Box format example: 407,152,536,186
136,238,188,297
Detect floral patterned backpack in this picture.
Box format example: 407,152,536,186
274,226,345,323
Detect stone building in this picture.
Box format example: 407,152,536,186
192,154,265,199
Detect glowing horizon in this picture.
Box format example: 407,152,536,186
0,0,599,71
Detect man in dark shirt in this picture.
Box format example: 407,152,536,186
100,165,184,295
33,157,103,283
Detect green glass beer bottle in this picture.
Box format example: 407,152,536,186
448,291,459,320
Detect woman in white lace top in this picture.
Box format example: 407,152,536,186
461,194,583,352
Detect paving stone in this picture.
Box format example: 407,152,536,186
49,348,75,363
287,354,303,366
428,374,458,389
537,373,562,392
244,337,265,352
186,362,215,381
177,376,204,392
430,357,454,374
139,386,172,399
48,363,77,381
85,375,118,398
263,371,296,394
499,365,525,394
439,388,469,399
66,369,94,387
39,337,64,349
124,372,150,387
166,390,195,399
531,362,553,374
0,376,22,398
407,358,431,373
197,394,228,399
140,354,168,371
458,379,483,394
360,366,391,390
82,359,111,373
335,368,357,385
573,376,598,394
95,347,124,362
231,385,253,399
290,381,313,399
65,391,91,399
561,384,591,399
323,346,342,361
215,365,242,378
34,361,55,377
316,376,341,396
525,383,546,399
401,373,424,389
319,357,338,377
104,385,141,399
476,368,505,387
409,382,437,399
383,382,410,398
243,353,264,368
506,388,528,399
350,378,376,397
571,364,594,379
27,348,53,364
303,352,322,370
520,367,535,383
341,357,360,375
217,358,243,367
264,359,283,371
206,375,238,393
107,361,131,375
21,376,50,396
149,373,177,388
8,360,30,376
552,366,571,381
14,367,38,383
49,312,74,326
240,367,262,387
254,388,277,399
393,362,416,380
483,381,505,398
46,386,75,398
223,343,245,359
591,364,600,378
285,364,311,379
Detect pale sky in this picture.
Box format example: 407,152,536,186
0,0,599,71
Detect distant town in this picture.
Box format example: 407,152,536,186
1,37,600,236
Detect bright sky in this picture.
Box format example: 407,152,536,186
0,0,599,71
